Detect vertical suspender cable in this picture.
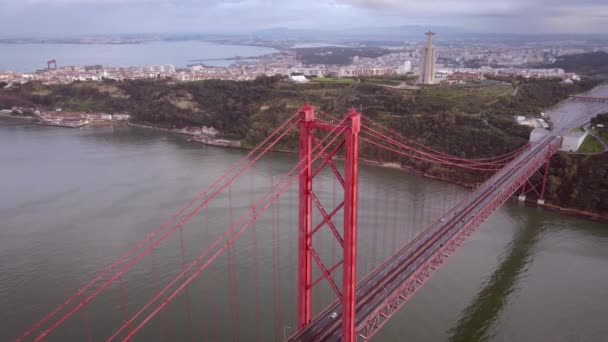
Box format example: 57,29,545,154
228,185,239,342
178,224,193,342
250,172,262,342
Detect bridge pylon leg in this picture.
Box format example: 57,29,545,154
295,106,361,341
342,110,360,342
297,105,315,328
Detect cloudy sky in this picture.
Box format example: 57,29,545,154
0,0,606,36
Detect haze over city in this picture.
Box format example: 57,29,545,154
1,0,607,36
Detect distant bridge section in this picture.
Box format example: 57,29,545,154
569,95,608,104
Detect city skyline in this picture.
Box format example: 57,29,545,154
0,0,607,37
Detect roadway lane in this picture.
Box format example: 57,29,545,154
290,135,560,342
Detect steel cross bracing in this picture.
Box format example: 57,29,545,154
519,156,551,202
298,105,362,342
290,135,561,341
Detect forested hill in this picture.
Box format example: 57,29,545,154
546,152,608,215
1,76,598,153
1,76,605,214
548,51,608,77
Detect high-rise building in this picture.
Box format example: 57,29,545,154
419,31,437,84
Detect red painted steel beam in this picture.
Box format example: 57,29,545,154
298,104,315,329
295,106,363,341
311,191,345,247
312,134,346,187
342,110,361,342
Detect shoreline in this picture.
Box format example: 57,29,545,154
5,117,604,222
0,40,281,73
0,113,36,120
535,201,607,221
104,121,608,222
91,122,608,222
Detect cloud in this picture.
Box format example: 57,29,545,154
335,0,516,15
335,0,608,17
0,0,606,35
335,0,608,33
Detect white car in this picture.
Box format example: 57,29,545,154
330,312,338,319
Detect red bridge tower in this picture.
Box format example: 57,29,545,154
298,105,361,342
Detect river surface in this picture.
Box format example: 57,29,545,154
1,120,607,341
547,84,608,133
0,41,277,72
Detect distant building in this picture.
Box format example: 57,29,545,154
338,67,394,77
561,131,588,152
289,75,309,83
112,114,131,121
536,119,549,129
85,65,103,71
518,116,549,129
449,71,482,82
419,31,437,84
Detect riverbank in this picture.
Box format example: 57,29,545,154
544,203,608,221
128,121,606,222
373,158,607,222
128,120,481,190
127,122,242,148
4,114,604,222
0,113,36,120
518,199,608,222
38,121,87,128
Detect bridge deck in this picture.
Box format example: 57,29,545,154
569,95,608,103
290,135,561,341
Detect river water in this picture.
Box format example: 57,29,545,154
0,41,277,72
1,120,607,341
548,84,608,133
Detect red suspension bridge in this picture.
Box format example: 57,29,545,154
16,105,561,342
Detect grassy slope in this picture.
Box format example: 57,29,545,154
578,135,604,153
